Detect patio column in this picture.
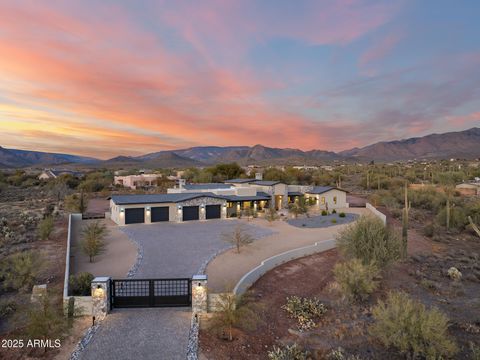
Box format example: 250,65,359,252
91,277,111,321
191,275,208,313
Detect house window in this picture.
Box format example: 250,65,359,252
334,196,337,204
321,197,325,204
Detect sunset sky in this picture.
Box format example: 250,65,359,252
0,0,479,159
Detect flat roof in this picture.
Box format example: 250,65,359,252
224,178,255,184
222,192,271,202
183,183,232,190
251,180,281,186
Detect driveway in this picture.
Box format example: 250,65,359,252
77,220,274,360
121,219,274,278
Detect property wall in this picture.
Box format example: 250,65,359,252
63,213,92,316
232,239,335,297
366,203,387,225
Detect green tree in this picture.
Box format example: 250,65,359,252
0,251,44,292
334,259,380,302
221,224,255,253
288,197,309,218
265,207,279,223
37,216,54,241
81,221,108,262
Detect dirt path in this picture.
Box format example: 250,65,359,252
206,208,369,292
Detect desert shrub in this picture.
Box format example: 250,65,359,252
69,272,94,296
423,222,436,237
0,299,16,318
327,347,363,360
447,267,462,281
334,259,380,302
332,209,337,214
0,251,44,292
409,188,445,212
370,291,457,359
268,343,308,360
221,224,255,253
208,292,263,341
321,210,328,216
37,216,54,241
336,215,401,267
470,342,480,360
339,212,346,218
281,296,327,331
331,218,337,224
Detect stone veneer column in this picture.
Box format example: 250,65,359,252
191,275,208,313
199,205,206,221
91,277,111,320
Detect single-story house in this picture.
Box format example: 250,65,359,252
114,174,162,190
456,182,480,196
38,169,84,180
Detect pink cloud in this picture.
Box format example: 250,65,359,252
359,31,404,67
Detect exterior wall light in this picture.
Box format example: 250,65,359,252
93,285,105,298
146,206,151,211
120,208,125,212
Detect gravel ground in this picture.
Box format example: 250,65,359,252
78,308,191,360
287,213,358,228
121,219,274,278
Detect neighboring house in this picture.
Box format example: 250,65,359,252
114,174,161,190
456,182,480,196
38,169,84,180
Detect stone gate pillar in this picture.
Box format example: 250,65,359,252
91,277,111,320
191,275,208,313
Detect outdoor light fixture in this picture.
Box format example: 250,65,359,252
177,205,182,210
120,208,125,213
146,206,151,211
93,285,104,298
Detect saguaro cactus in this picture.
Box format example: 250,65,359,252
402,181,410,258
468,216,480,238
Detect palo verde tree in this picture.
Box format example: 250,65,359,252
81,221,108,262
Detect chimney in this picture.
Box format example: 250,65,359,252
255,172,263,181
178,179,186,189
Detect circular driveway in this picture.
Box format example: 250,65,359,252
120,219,275,278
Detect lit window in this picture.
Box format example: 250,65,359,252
321,197,325,204
334,196,337,204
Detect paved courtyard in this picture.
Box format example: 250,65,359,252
78,219,274,360
121,219,275,278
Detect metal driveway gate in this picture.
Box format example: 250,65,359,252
111,278,191,308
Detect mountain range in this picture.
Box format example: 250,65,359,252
1,127,479,168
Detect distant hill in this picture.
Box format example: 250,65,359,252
2,127,479,168
340,127,480,161
0,146,99,168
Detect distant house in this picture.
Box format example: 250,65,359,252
38,169,84,180
114,174,162,190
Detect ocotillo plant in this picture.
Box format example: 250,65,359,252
402,181,410,258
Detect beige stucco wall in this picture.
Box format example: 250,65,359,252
305,189,347,210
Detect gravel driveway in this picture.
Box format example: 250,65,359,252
77,220,274,360
121,219,274,278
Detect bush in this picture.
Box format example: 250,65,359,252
336,215,401,267
321,210,328,216
332,209,337,214
69,272,94,296
370,291,457,359
281,296,327,331
0,299,16,318
268,343,308,360
0,251,44,292
447,267,462,281
334,259,380,302
37,216,54,241
437,206,467,231
331,218,337,224
423,222,436,237
327,347,363,360
339,212,346,218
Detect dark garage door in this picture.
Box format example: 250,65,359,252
151,206,169,222
125,208,145,224
182,206,199,221
206,205,221,219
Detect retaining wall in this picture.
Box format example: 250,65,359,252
366,203,387,225
232,239,335,297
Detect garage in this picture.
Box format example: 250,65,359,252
205,205,221,219
125,208,145,224
151,206,169,222
182,206,199,221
